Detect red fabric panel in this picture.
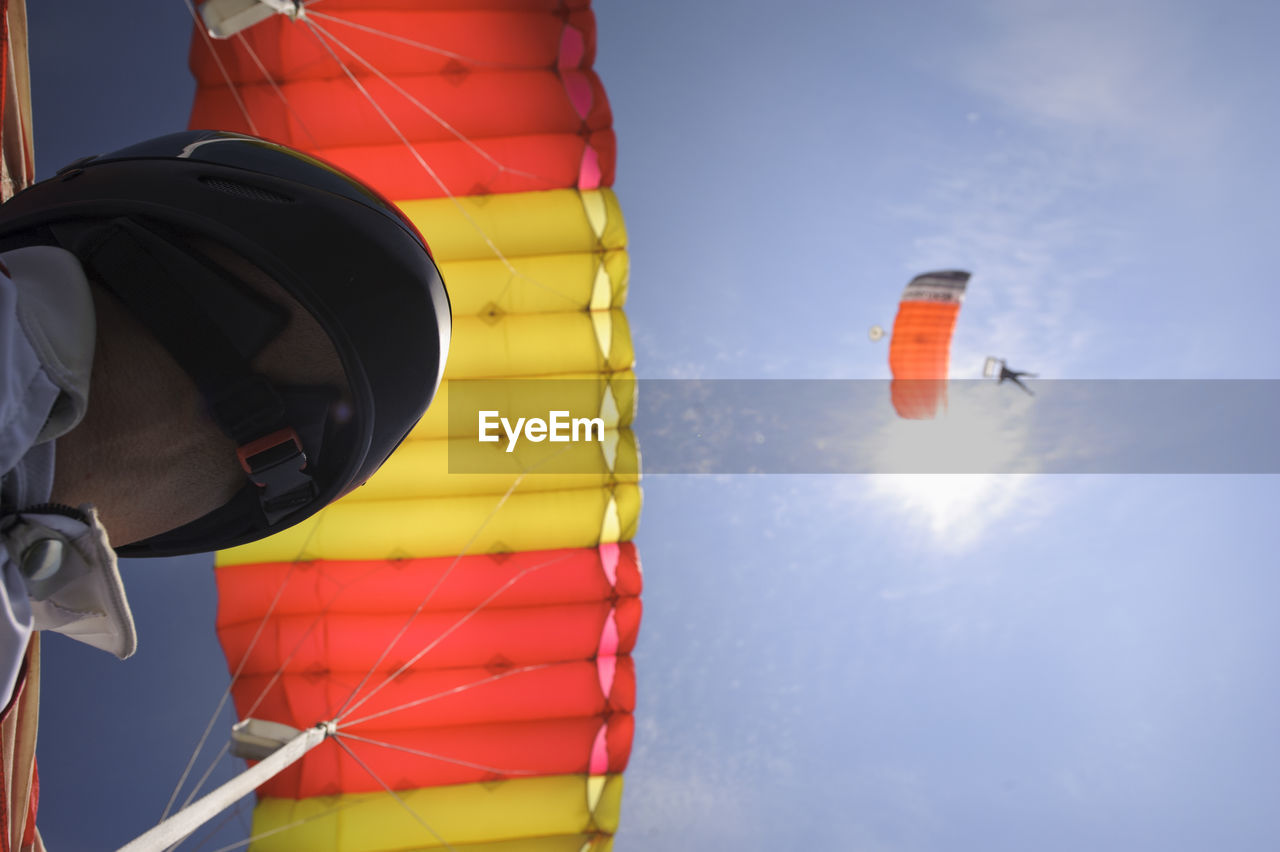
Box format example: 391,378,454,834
889,378,948,420
219,597,641,676
188,9,597,85
888,301,961,379
188,6,610,194
219,545,641,797
303,130,615,198
230,657,636,733
264,712,632,797
189,70,611,149
216,545,641,625
888,301,961,419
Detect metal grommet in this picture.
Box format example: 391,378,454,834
20,537,64,582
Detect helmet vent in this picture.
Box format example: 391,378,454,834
200,176,294,204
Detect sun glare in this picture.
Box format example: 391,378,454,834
862,389,1035,547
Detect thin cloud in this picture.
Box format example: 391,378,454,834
890,142,1113,379
955,0,1229,168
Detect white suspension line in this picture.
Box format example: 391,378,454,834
308,17,540,182
308,11,602,307
332,737,458,852
183,0,259,135
335,731,539,777
299,16,533,284
331,470,537,722
158,558,299,823
233,558,393,724
202,794,370,852
327,475,529,722
306,9,512,69
340,661,555,730
231,30,322,150
176,740,232,815
336,444,580,724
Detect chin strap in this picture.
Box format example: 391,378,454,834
54,218,319,524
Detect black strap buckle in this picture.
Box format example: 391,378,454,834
237,428,317,523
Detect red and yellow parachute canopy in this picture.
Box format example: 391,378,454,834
189,2,641,848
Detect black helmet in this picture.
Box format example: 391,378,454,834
0,130,451,556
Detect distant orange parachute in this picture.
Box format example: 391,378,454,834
888,270,970,419
188,1,640,849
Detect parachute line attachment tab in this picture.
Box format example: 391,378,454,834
118,720,328,852
199,0,306,40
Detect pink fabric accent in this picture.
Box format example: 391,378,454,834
559,25,586,69
598,609,620,659
579,145,601,190
589,723,610,775
596,610,618,696
598,542,619,586
562,70,593,119
596,649,617,698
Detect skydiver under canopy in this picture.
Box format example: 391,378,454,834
995,359,1037,395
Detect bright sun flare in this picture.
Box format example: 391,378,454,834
862,389,1036,547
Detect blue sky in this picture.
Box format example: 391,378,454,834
24,1,1280,850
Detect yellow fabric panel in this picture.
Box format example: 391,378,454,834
447,309,632,379
402,189,626,262
412,372,637,441
347,430,640,502
217,484,641,565
250,774,623,852
441,247,629,316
